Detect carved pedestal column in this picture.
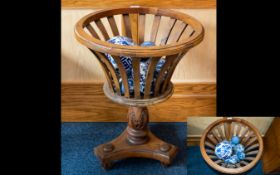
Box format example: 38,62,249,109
94,106,178,169
126,107,149,145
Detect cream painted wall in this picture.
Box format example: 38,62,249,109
187,117,274,137
61,9,216,82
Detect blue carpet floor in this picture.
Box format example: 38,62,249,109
61,122,263,175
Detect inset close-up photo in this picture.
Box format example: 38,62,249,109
187,117,279,175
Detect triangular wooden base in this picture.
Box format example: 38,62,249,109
94,107,178,169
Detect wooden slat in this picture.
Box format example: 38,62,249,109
94,52,121,95
132,58,140,98
246,150,259,156
245,143,259,152
150,15,161,42
95,19,110,40
208,155,218,160
90,50,113,91
207,134,218,145
161,52,185,93
61,82,216,122
85,24,100,39
240,126,249,140
122,14,132,38
205,141,215,149
62,0,216,8
236,163,241,168
144,57,161,98
220,163,226,167
189,30,195,37
241,131,254,145
130,13,139,44
227,164,235,168
154,55,176,96
224,122,231,140
206,149,215,155
112,55,130,97
160,18,177,45
244,157,255,161
245,136,258,147
214,160,222,164
240,160,249,166
107,16,120,36
178,25,192,41
230,122,235,136
217,124,225,140
138,14,146,44
236,123,242,136
211,130,222,143
167,21,187,44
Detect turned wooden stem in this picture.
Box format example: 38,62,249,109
126,106,149,145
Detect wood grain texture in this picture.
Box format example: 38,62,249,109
107,16,120,36
62,0,216,9
187,136,201,146
62,9,216,82
61,82,216,122
262,117,280,174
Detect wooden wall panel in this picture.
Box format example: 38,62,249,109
262,117,280,174
61,9,216,83
62,0,216,9
61,82,216,122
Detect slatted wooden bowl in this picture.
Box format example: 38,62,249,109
75,7,204,169
200,118,263,174
75,6,204,106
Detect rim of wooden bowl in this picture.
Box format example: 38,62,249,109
103,81,173,106
200,118,264,174
75,7,204,57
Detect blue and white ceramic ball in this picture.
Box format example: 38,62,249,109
231,136,240,145
105,36,134,75
106,36,134,94
233,144,245,153
120,77,134,95
140,41,155,61
139,41,166,95
224,155,239,164
139,57,166,95
107,36,135,46
105,38,169,96
139,61,148,94
141,41,156,47
215,140,233,160
236,151,245,160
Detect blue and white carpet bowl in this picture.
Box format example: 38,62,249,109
215,140,233,160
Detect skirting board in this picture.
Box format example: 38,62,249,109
61,82,216,122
